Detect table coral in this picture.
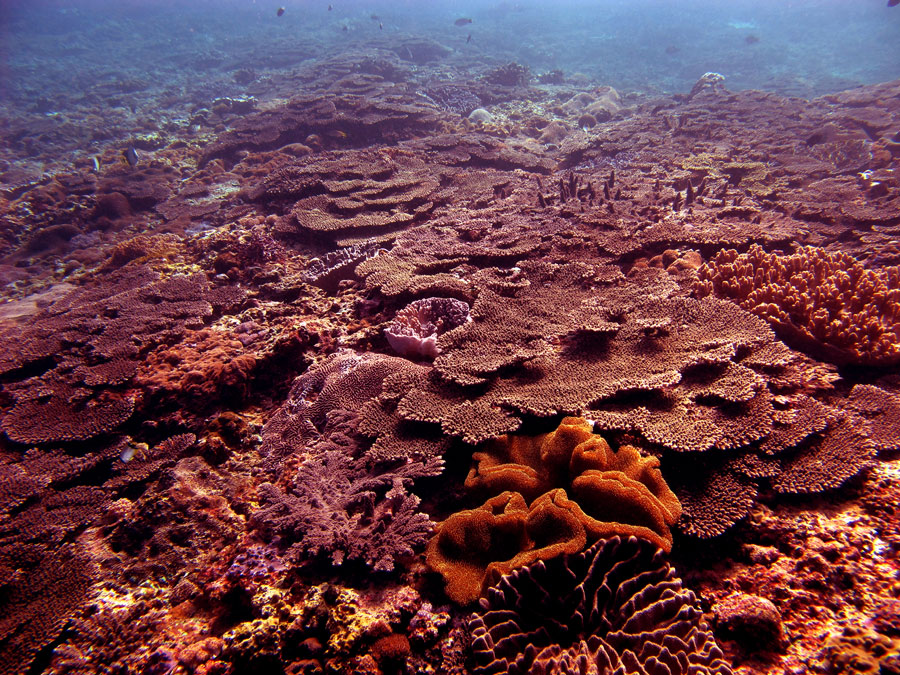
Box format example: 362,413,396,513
0,548,96,675
260,350,434,470
697,244,900,366
0,267,212,445
426,417,681,604
395,261,777,450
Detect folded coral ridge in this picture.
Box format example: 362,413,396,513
426,417,681,604
470,535,733,675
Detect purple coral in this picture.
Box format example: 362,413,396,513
226,545,287,585
385,297,471,360
250,446,442,572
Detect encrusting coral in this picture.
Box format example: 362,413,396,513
696,244,900,366
426,417,681,604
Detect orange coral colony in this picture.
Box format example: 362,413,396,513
426,417,681,604
697,244,900,366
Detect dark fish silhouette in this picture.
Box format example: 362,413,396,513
466,33,471,43
745,34,760,44
889,0,899,7
328,4,333,9
371,14,380,20
454,17,473,26
379,22,383,30
276,6,285,16
122,147,139,167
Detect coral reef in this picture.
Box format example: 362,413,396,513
426,417,681,604
1,19,899,673
470,536,733,675
697,245,900,366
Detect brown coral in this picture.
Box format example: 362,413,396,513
135,328,258,404
470,536,733,675
697,244,900,366
395,261,776,450
426,417,681,604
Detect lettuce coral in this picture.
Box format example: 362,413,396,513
426,417,681,604
470,535,733,675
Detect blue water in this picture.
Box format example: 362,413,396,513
2,0,899,105
1,0,898,182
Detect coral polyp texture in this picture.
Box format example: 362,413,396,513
697,244,900,366
470,536,733,675
426,417,681,604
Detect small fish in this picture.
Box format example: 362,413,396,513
371,13,380,20
342,24,348,31
466,33,471,43
379,22,383,30
454,17,472,26
745,34,759,44
92,155,101,172
121,147,139,167
276,6,285,16
328,4,332,10
665,45,679,55
889,0,899,7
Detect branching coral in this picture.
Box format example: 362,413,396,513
252,409,442,572
697,244,900,366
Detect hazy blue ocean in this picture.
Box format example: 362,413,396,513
3,0,899,108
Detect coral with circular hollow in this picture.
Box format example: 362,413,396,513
470,536,733,675
385,296,471,359
697,244,900,366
